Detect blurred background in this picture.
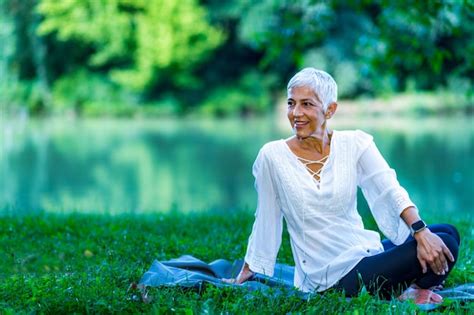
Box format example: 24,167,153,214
0,0,473,216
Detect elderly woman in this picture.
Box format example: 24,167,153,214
225,68,460,304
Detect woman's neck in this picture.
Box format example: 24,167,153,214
296,128,332,154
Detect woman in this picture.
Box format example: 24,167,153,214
224,68,460,304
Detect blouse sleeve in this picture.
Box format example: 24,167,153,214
244,146,283,276
356,130,415,245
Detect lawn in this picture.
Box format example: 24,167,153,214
0,211,472,314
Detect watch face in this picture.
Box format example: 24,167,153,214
412,220,426,231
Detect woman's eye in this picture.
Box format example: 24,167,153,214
304,102,311,107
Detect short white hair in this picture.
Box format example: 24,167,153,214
287,68,338,111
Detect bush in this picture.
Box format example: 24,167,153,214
51,70,138,115
199,71,278,117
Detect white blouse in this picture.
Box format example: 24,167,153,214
244,130,417,292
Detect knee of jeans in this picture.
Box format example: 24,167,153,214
438,232,459,262
444,223,461,246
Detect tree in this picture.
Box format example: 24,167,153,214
363,0,474,91
236,0,474,95
1,0,53,112
37,0,224,91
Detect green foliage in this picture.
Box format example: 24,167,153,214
37,0,224,91
1,0,51,113
37,0,134,66
238,0,333,71
51,70,137,113
360,0,474,91
199,71,278,117
0,211,472,313
2,0,473,116
238,0,474,95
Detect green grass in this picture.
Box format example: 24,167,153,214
0,211,472,314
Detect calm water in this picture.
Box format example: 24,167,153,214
1,116,473,216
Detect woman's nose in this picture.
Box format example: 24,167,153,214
293,105,303,117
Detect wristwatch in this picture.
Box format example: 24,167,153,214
411,220,427,236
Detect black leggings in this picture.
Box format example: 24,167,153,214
333,224,460,298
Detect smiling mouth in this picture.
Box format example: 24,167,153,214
294,121,309,128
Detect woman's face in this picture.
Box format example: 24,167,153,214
287,85,327,139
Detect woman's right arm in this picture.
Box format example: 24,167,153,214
223,146,283,284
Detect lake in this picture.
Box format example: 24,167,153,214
1,116,473,216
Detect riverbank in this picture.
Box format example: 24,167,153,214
275,91,473,126
0,211,472,313
3,90,472,120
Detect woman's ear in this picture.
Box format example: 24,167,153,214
325,102,338,119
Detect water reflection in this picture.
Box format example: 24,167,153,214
1,117,473,215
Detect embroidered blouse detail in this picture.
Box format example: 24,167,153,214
244,130,415,292
296,155,329,183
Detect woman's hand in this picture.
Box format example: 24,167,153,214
400,207,455,275
414,229,455,275
222,262,255,284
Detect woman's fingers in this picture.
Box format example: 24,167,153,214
443,245,455,262
417,231,455,275
441,245,454,272
419,257,428,274
433,254,446,275
442,250,449,272
419,248,444,275
433,244,454,274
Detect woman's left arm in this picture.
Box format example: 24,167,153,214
400,207,455,275
356,130,454,275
